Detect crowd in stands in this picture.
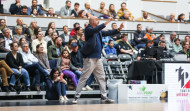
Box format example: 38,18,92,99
0,0,190,102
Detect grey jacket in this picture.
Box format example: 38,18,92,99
59,6,71,17
34,53,50,69
56,57,78,73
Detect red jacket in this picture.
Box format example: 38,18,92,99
70,29,76,37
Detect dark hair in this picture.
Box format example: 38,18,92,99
75,26,82,32
66,0,71,4
174,38,180,42
73,22,80,28
111,22,116,26
22,5,28,9
50,67,60,80
74,3,79,6
159,34,165,38
185,35,190,40
9,42,18,48
36,43,42,49
178,13,185,21
63,25,68,29
158,40,165,45
34,27,41,37
181,40,188,47
47,22,55,30
137,24,141,28
121,33,128,38
19,37,26,46
121,2,126,7
54,36,61,44
31,8,38,15
146,40,154,45
78,10,85,18
108,40,113,44
60,49,71,59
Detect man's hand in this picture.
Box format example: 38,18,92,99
78,68,83,71
104,17,113,26
138,38,141,40
118,23,124,31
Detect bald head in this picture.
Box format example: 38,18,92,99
89,16,99,27
16,18,23,25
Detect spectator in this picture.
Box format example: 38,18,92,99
78,10,87,18
45,22,59,36
178,41,190,59
9,0,22,15
47,32,58,48
60,0,72,17
70,22,80,37
78,33,85,49
44,28,53,43
117,2,133,18
159,41,170,56
0,28,13,52
16,5,29,15
12,18,30,37
0,60,14,92
136,11,152,21
13,26,26,42
134,24,146,49
34,43,51,75
18,37,27,53
31,26,42,40
117,34,133,55
32,31,47,53
31,8,39,16
60,25,72,45
173,38,182,53
46,7,57,17
46,67,68,101
0,19,8,33
145,26,156,41
65,38,77,53
20,42,49,91
108,4,117,18
84,2,94,16
154,34,165,46
168,13,177,22
57,49,78,87
71,3,80,17
97,2,108,14
28,20,38,37
119,11,132,20
110,23,121,41
166,31,177,50
28,0,42,15
73,27,83,40
185,35,190,43
6,42,30,91
48,37,64,60
105,40,117,55
177,13,186,22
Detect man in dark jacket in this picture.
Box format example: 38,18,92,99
9,0,22,14
73,16,124,104
134,24,146,49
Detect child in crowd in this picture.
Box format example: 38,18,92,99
105,40,117,55
173,38,182,53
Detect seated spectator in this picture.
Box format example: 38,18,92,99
78,10,87,18
136,11,152,21
117,2,133,18
65,38,77,53
108,4,117,18
28,0,42,15
0,60,14,92
178,41,190,59
70,22,80,37
185,35,190,43
166,31,177,50
13,26,26,42
60,25,72,45
20,42,49,91
154,34,165,46
9,0,22,15
31,26,42,40
0,28,13,52
117,34,133,55
12,18,30,37
18,37,27,53
78,33,85,49
73,27,83,40
119,11,132,20
46,7,57,17
173,38,182,53
159,41,168,51
48,37,64,60
105,40,117,55
137,40,154,61
32,31,47,53
16,5,29,15
6,42,30,91
31,8,39,16
57,49,78,87
110,23,121,41
47,32,58,48
102,31,115,48
84,2,94,16
178,13,186,22
97,2,108,15
46,67,68,101
145,26,156,41
60,0,72,17
168,13,177,22
28,20,38,37
71,3,80,17
44,28,53,43
134,24,146,49
34,43,51,74
0,19,8,34
70,43,94,90
45,22,59,36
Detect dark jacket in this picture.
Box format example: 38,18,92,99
48,45,65,60
71,50,83,68
6,52,24,70
12,25,30,37
28,5,42,15
134,30,146,44
60,33,72,45
9,3,21,14
80,23,120,57
71,9,78,17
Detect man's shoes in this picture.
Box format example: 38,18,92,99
86,85,93,91
82,87,87,91
9,85,16,92
35,86,41,91
101,98,115,103
59,96,64,102
3,86,10,92
26,86,31,91
72,97,78,104
64,96,69,101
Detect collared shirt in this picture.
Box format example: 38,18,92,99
4,37,12,51
20,51,38,65
63,33,70,42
